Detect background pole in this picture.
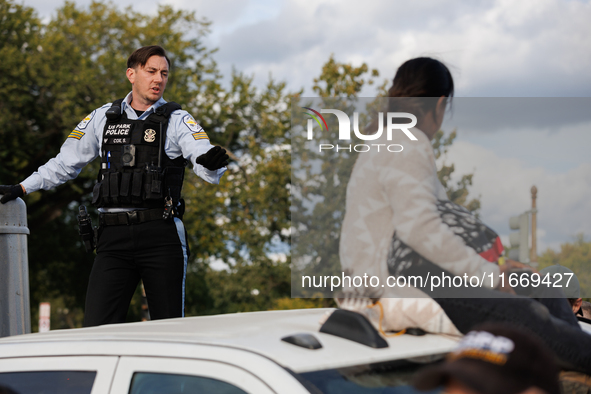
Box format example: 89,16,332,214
0,197,31,337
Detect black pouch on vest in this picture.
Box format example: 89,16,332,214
92,182,102,206
101,176,111,205
119,172,131,197
132,170,143,199
109,172,120,205
120,172,132,203
130,170,143,205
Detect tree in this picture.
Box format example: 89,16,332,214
432,130,481,213
0,0,42,186
312,55,380,98
182,72,295,315
538,234,591,300
291,56,381,297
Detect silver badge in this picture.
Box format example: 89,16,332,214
144,129,156,143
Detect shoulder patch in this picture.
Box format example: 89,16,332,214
183,114,201,132
76,110,95,130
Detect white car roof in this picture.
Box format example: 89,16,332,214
0,308,460,373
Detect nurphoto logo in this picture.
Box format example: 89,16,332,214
302,107,417,153
303,107,418,153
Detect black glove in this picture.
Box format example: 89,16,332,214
0,184,24,204
195,146,229,171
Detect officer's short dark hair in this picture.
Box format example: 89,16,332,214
127,45,171,70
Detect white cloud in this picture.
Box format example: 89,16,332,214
211,0,591,96
22,0,591,96
445,139,591,252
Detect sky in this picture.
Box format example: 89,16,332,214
440,98,591,254
19,0,591,255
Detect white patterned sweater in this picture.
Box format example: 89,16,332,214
339,127,500,297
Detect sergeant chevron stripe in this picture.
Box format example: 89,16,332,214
68,130,85,140
192,132,209,140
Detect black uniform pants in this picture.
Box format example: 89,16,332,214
83,218,188,327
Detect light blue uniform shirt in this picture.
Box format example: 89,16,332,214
21,92,226,194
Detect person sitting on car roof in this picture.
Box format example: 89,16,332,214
337,56,591,375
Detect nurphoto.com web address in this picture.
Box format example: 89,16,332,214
301,271,575,292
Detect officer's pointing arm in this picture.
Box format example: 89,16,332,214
16,110,102,198
170,112,227,184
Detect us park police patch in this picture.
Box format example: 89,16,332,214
76,111,95,130
183,114,201,132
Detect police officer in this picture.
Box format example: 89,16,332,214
0,45,229,326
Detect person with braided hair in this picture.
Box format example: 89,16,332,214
338,57,591,374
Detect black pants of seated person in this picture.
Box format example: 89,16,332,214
392,259,591,375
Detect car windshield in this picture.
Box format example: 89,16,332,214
296,356,445,394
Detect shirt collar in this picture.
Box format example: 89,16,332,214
121,92,167,119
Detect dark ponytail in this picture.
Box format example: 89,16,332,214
387,57,454,115
363,57,454,137
389,57,454,98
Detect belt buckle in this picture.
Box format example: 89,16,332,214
126,211,139,225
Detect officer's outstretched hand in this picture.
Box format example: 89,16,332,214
195,146,229,171
0,185,25,204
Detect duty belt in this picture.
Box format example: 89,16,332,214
99,208,165,226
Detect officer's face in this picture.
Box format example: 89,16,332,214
126,55,169,110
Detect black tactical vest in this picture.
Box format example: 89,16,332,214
92,99,186,209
